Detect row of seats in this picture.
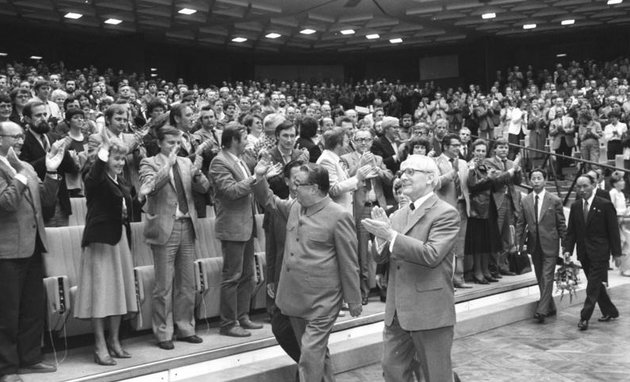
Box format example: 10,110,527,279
42,214,267,337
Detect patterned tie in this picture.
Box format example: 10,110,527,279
450,157,462,198
172,161,189,215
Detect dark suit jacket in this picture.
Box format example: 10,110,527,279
267,146,303,199
373,194,460,331
0,159,59,259
516,191,566,257
296,137,322,164
565,195,621,262
370,136,400,174
81,154,132,248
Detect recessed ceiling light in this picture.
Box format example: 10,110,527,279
232,37,247,43
178,8,197,15
607,0,623,5
104,18,122,25
0,52,7,57
30,56,42,60
523,24,536,30
366,34,380,40
481,13,496,20
150,68,157,71
556,53,567,57
561,19,575,25
265,33,281,39
300,29,316,35
340,29,355,35
389,38,403,44
151,73,158,77
64,12,82,19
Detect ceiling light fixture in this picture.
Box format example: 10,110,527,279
150,68,158,71
30,56,43,60
561,19,575,25
556,53,567,57
389,38,403,44
232,37,247,43
607,0,623,5
481,13,496,20
265,33,281,39
178,8,197,15
0,52,7,57
300,29,316,35
366,34,380,39
64,12,83,19
340,29,355,35
523,24,536,30
104,18,122,25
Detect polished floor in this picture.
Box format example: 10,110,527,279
338,283,630,382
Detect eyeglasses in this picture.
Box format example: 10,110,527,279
0,134,25,140
399,168,432,177
295,182,314,188
353,138,373,143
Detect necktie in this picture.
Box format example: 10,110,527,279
501,158,507,171
583,200,589,223
41,135,49,152
534,195,539,224
450,157,462,198
463,146,467,158
172,161,189,215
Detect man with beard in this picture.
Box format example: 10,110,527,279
19,102,77,226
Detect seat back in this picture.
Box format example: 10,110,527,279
43,225,85,286
253,214,266,253
68,197,87,226
129,221,154,267
194,217,223,260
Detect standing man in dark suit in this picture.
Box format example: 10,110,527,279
342,128,394,305
253,161,362,382
139,125,210,350
370,116,401,176
210,123,264,337
564,174,622,331
0,121,62,382
516,168,566,323
484,138,523,278
362,154,460,382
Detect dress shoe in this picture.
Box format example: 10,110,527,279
379,295,386,303
107,343,131,359
178,335,203,344
337,310,346,317
500,269,516,276
157,340,174,350
454,281,472,289
220,326,251,337
0,374,23,382
361,297,369,305
534,313,545,324
239,318,263,329
547,310,557,317
490,272,502,279
484,275,499,283
17,362,56,374
93,351,116,366
473,276,489,285
341,302,349,310
577,319,589,331
598,313,619,322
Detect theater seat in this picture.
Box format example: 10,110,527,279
67,197,87,226
42,225,93,337
129,221,155,331
193,256,223,320
251,252,267,310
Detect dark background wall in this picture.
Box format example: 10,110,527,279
1,20,629,89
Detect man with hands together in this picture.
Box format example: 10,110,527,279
252,157,362,382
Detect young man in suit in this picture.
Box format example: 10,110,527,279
139,125,210,350
516,168,567,323
0,121,62,382
342,128,394,304
209,123,264,337
362,154,461,382
564,174,622,331
253,161,362,382
435,133,472,289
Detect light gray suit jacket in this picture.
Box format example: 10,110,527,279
317,149,358,214
516,191,566,258
435,153,471,216
374,194,460,331
341,151,393,215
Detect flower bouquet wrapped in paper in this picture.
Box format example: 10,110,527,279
554,253,581,302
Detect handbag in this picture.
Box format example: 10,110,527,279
507,225,532,275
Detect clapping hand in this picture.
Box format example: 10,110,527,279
361,206,394,241
297,148,310,163
6,147,24,173
167,145,179,167
138,178,154,200
46,140,66,172
254,158,282,179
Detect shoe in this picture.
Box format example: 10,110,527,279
547,310,557,317
157,340,174,350
484,275,499,283
17,362,56,374
239,318,263,329
578,319,589,331
0,374,23,382
491,272,502,279
338,310,346,317
178,335,203,344
473,276,489,285
499,270,516,276
341,302,349,310
534,313,545,324
107,343,131,359
598,313,619,322
361,297,369,305
220,326,251,337
93,351,116,366
454,281,473,289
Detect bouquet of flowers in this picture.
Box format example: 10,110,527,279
554,254,581,302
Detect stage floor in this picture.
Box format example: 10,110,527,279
27,272,539,382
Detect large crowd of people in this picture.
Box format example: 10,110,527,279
1,56,630,382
